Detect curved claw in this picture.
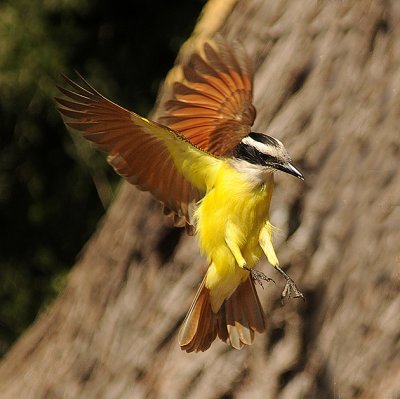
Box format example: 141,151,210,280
244,266,275,289
275,264,305,304
281,277,305,304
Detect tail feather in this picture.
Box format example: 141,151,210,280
240,276,265,333
179,276,266,352
230,285,253,345
226,298,242,349
178,278,216,352
216,306,229,342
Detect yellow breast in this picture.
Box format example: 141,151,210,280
195,161,274,309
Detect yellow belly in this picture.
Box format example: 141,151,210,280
195,162,274,311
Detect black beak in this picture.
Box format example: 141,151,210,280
272,162,304,180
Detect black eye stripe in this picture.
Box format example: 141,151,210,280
232,143,280,165
232,143,260,165
261,153,279,164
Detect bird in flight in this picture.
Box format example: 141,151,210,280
56,37,304,353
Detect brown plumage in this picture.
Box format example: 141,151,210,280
157,36,256,231
158,37,256,157
57,37,255,234
179,276,265,352
55,37,276,353
56,75,202,227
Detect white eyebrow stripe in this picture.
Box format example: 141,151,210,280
241,136,268,154
241,135,287,161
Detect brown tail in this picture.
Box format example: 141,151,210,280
178,277,266,352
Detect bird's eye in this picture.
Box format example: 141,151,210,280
261,154,279,164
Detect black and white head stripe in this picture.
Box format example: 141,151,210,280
232,132,304,179
232,140,267,165
241,134,284,156
232,132,290,166
233,138,280,166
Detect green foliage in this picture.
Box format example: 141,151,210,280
0,0,204,356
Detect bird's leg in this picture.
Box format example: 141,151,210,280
225,234,274,288
225,236,247,269
244,266,275,289
259,222,304,302
275,265,305,303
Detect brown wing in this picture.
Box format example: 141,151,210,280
55,75,205,229
158,36,256,156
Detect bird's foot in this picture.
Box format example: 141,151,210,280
244,266,275,289
275,265,305,304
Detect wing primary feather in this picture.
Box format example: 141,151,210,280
61,73,101,99
208,38,249,92
184,58,231,98
56,85,93,104
174,81,224,104
72,70,105,97
203,43,242,106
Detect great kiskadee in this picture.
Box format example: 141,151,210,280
56,37,304,353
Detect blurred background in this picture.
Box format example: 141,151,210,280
0,0,205,356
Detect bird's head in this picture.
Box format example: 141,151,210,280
231,132,304,182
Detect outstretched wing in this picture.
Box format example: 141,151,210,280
158,36,256,156
55,75,220,229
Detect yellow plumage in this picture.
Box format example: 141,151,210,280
56,38,304,353
130,121,275,314
195,161,275,312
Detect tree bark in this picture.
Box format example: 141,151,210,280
1,0,400,398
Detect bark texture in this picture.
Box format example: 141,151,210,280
1,0,400,398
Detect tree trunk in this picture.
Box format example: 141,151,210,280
1,0,399,398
